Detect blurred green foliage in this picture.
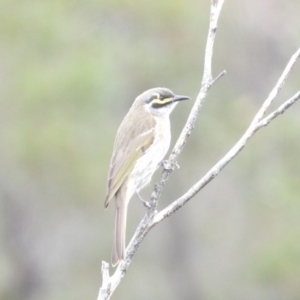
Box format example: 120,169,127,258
0,0,300,299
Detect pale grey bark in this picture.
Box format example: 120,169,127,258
97,0,300,298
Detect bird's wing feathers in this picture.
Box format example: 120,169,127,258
105,117,156,207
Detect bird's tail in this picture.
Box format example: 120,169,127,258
112,192,128,267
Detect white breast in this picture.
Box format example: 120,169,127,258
131,116,171,192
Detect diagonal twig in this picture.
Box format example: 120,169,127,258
97,1,226,299
150,47,300,227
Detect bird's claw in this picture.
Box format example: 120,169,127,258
136,192,152,209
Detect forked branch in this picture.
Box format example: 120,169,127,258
97,0,300,298
150,48,300,226
98,1,225,299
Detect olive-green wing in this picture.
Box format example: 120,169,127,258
104,128,155,208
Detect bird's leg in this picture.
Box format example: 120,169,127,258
136,191,151,209
159,159,180,171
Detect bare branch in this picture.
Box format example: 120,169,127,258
98,0,300,297
255,91,300,130
211,70,227,85
97,262,111,300
150,47,300,227
249,47,300,127
97,1,226,299
149,0,225,209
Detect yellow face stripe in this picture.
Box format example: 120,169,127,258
152,97,171,105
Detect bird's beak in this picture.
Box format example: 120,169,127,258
173,95,190,103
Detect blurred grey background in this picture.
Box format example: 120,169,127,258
1,0,300,299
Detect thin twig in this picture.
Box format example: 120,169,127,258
150,47,300,227
250,47,300,126
211,70,227,85
97,1,226,299
255,91,300,130
149,0,225,209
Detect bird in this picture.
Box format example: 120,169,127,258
105,87,190,266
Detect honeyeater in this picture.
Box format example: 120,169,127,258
105,87,190,266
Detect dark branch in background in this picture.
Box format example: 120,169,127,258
97,0,300,298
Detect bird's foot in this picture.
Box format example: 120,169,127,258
161,159,180,170
136,192,152,209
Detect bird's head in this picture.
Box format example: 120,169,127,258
135,87,190,117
